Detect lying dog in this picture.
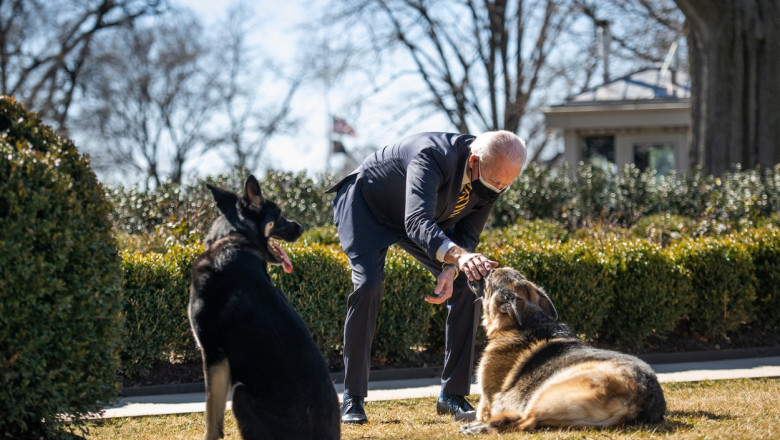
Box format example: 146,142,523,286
188,176,340,440
462,268,665,434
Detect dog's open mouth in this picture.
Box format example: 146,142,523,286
269,241,293,273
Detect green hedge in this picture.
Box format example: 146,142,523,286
108,169,338,253
670,236,757,338
740,227,780,331
487,239,612,338
270,244,351,363
274,245,438,364
121,242,438,372
599,240,692,348
120,244,201,378
108,163,780,247
490,163,780,230
119,226,780,375
0,97,123,438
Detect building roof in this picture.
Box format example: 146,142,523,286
557,67,690,106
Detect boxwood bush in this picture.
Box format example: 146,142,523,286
274,244,438,364
107,169,338,253
118,225,780,377
599,239,692,348
670,236,757,338
120,244,201,378
270,244,352,364
744,227,780,331
489,239,613,339
0,97,123,438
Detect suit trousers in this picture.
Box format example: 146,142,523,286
342,238,481,398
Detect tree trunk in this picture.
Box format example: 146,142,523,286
675,0,780,175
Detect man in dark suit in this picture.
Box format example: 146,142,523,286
327,131,526,424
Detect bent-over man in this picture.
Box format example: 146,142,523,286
326,130,527,424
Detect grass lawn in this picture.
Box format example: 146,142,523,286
81,378,779,439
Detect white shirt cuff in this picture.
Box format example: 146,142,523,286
436,240,458,262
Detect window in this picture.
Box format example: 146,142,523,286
583,135,615,171
634,142,675,176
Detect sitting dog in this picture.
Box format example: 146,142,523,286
462,268,666,434
188,176,340,440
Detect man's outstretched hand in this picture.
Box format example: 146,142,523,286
425,265,458,304
456,252,498,281
425,250,498,304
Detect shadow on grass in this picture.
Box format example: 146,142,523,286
666,409,730,421
616,410,732,435
526,410,733,436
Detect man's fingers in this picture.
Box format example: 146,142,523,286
466,257,498,281
425,294,447,304
425,289,452,304
433,279,444,295
428,274,453,304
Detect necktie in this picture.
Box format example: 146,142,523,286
449,182,471,218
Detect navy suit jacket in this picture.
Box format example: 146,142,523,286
328,132,499,261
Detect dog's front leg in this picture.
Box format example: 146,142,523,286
477,394,492,422
203,358,231,440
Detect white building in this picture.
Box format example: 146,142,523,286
544,68,691,176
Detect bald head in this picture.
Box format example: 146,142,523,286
467,131,526,192
470,130,527,168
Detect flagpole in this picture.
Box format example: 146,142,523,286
325,94,333,175
323,38,333,175
326,113,332,175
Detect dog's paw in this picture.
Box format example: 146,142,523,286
460,421,491,435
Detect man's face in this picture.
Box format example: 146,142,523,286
470,154,524,192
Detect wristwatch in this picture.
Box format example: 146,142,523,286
442,263,459,278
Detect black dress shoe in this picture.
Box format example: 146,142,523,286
341,394,368,424
436,392,476,421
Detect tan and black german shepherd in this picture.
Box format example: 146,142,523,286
188,176,340,440
462,268,666,434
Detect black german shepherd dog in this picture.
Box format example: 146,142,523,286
188,175,340,440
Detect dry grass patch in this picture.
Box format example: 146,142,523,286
82,378,779,439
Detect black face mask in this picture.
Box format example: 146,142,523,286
471,179,503,200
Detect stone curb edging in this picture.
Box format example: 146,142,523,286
119,346,780,398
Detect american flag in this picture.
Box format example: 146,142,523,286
332,116,357,136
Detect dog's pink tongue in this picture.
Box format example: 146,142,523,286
271,242,293,273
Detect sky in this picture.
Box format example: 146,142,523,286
179,0,329,178
174,0,449,182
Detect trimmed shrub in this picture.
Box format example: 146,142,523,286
120,244,201,378
482,218,569,246
600,239,692,348
632,213,695,247
374,248,438,362
116,226,778,375
491,163,576,227
301,225,340,246
121,240,438,370
278,244,438,364
491,240,612,339
744,227,780,331
0,97,122,438
271,244,352,363
670,236,757,338
107,169,338,252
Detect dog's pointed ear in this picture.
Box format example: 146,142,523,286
243,175,264,208
208,184,242,230
528,284,558,322
208,184,238,217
